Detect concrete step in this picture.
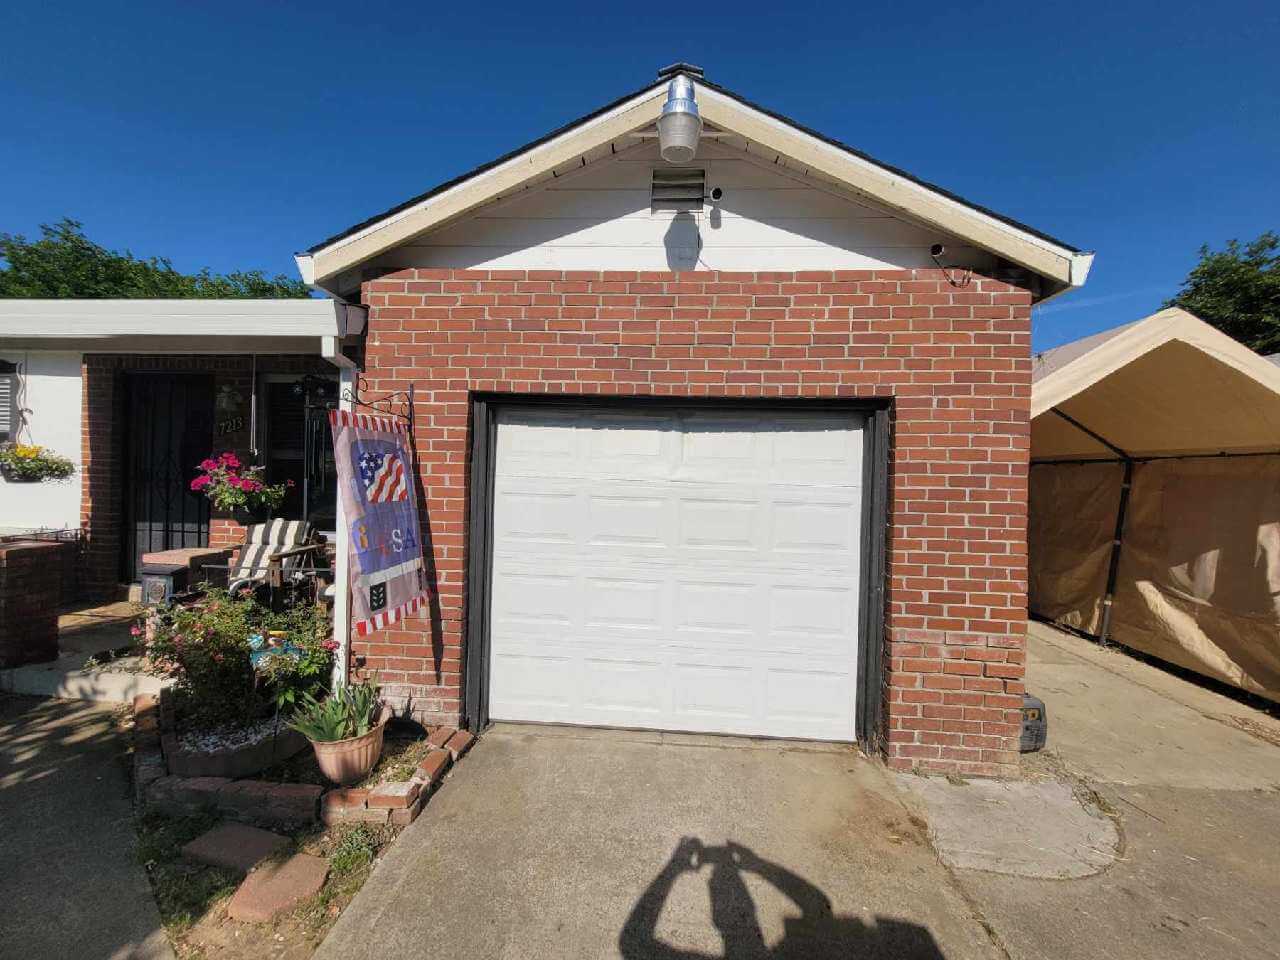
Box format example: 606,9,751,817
0,652,170,702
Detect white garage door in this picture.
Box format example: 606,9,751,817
487,407,866,740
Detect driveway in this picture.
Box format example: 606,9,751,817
318,726,1004,960
320,624,1280,960
952,623,1280,960
0,694,173,960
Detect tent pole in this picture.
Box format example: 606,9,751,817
1049,408,1133,645
1097,457,1133,645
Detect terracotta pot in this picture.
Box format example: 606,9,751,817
309,715,388,785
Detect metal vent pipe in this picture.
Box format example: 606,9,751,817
657,75,702,164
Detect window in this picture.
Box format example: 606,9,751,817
0,360,17,444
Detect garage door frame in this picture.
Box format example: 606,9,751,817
462,394,891,748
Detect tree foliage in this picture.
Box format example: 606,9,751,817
1167,231,1280,354
0,218,310,298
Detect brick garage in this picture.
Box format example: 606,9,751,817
353,266,1032,777
290,65,1090,776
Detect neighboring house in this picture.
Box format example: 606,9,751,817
0,63,1094,775
0,300,364,591
1029,307,1280,702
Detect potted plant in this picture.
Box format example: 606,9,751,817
190,452,290,520
289,678,388,785
0,443,75,483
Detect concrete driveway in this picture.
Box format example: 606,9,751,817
0,694,173,960
954,623,1280,960
318,726,1004,960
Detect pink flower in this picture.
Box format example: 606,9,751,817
130,625,142,637
199,458,218,472
321,639,339,652
190,475,211,491
219,452,242,469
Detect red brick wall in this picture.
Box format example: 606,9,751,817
358,267,1032,776
0,541,75,667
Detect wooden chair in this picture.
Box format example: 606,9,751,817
227,520,326,595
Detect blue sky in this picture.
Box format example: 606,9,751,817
2,0,1277,350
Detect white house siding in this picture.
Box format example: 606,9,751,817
373,139,995,274
0,351,83,533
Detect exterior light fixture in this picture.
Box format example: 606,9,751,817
657,74,702,164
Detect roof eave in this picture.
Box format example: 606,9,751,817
303,72,1088,293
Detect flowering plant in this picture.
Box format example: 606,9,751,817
190,452,290,514
143,588,334,731
0,443,75,481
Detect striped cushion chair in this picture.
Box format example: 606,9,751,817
227,519,324,595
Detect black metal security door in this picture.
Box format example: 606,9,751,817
122,373,216,581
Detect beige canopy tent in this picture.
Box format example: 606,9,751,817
1030,307,1280,701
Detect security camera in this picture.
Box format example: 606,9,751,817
930,243,945,258
709,187,724,202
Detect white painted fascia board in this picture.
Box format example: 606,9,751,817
1030,307,1280,418
0,298,346,339
0,335,327,354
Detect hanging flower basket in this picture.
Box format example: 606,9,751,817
0,444,76,483
191,452,291,515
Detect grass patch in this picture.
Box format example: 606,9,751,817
293,823,394,938
135,813,240,935
328,823,380,876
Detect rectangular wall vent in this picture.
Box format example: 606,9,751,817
651,168,705,211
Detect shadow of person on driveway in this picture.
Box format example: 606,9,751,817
620,838,947,960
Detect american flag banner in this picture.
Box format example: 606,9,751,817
358,450,409,503
330,409,430,638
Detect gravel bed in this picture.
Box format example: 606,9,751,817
178,716,290,754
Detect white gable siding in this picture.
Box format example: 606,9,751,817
371,140,995,274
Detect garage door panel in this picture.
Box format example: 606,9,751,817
488,407,865,741
494,491,578,544
489,652,576,713
671,662,760,724
770,499,860,554
676,497,761,551
762,668,854,731
578,659,667,715
586,494,672,547
583,577,664,629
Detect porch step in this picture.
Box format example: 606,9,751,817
0,651,170,703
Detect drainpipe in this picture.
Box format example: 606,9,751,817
1050,408,1133,645
322,334,357,688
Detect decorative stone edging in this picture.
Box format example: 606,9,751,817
131,694,478,830
155,687,308,779
319,728,474,828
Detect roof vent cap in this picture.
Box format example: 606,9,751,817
657,74,702,164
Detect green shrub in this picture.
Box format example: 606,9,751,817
144,588,333,731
